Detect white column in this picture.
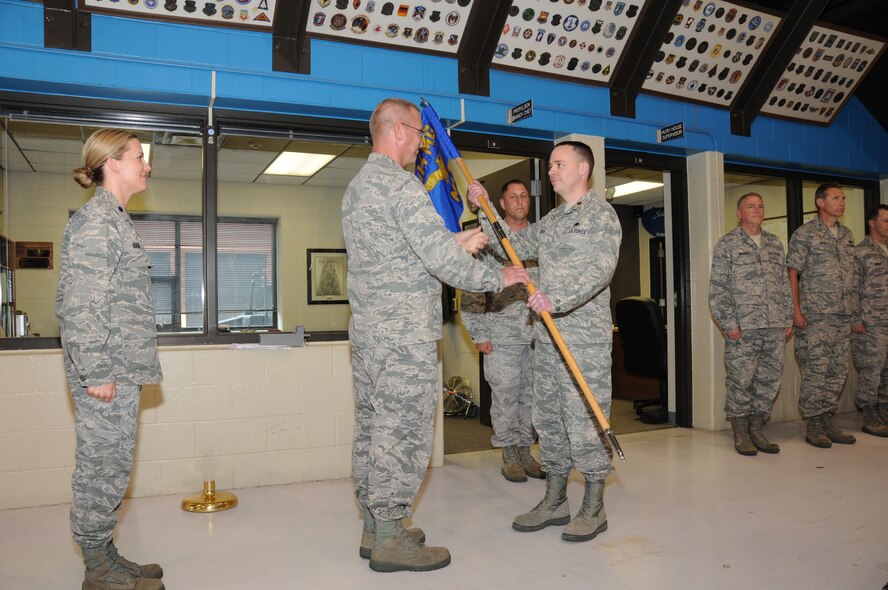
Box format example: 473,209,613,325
686,152,727,431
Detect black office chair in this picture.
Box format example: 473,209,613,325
614,296,668,424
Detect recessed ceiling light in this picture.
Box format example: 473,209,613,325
265,152,336,176
611,181,663,198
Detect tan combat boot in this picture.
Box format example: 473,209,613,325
105,541,163,579
748,413,780,453
562,478,608,542
729,416,757,455
822,412,856,444
517,446,546,479
81,545,164,590
501,446,527,482
805,415,832,448
861,405,888,437
359,509,425,559
368,519,450,572
512,474,570,532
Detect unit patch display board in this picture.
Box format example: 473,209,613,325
82,0,277,29
491,0,648,84
642,1,781,107
305,0,475,54
761,25,886,125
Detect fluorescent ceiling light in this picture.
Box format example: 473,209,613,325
611,180,663,198
265,152,337,176
141,143,151,164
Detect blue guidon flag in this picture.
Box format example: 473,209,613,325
415,102,464,233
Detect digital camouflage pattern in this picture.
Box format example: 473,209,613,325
481,189,621,477
342,153,504,349
461,250,538,448
722,329,786,418
852,237,888,408
69,384,140,548
55,187,162,389
787,216,856,418
786,216,856,318
56,187,162,549
342,153,506,520
481,344,535,448
709,226,792,333
709,226,792,418
534,341,613,480
351,343,437,521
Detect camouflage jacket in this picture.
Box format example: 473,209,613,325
480,189,621,347
461,248,538,345
786,216,856,318
55,187,163,389
852,236,888,327
708,226,792,333
342,153,504,348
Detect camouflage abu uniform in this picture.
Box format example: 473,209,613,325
342,153,504,521
55,186,162,549
482,189,621,480
709,226,792,418
461,251,538,449
786,216,856,418
851,237,888,408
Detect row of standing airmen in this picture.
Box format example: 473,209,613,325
709,186,888,454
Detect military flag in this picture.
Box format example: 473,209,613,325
415,102,464,232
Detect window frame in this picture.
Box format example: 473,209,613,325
0,96,372,349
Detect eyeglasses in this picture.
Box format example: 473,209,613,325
399,122,431,140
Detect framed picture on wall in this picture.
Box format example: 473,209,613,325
307,249,348,305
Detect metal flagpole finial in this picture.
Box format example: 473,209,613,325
420,96,429,108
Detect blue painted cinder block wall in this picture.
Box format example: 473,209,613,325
1,0,885,177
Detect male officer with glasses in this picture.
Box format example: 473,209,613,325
461,179,544,483
342,97,529,573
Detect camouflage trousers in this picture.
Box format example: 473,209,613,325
723,328,786,419
852,326,888,408
533,341,613,480
351,342,437,521
70,384,141,549
794,315,850,418
485,344,535,448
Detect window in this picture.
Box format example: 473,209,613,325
133,214,277,332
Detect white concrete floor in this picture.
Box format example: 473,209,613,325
1,412,886,590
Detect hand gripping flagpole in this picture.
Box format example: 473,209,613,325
419,98,625,462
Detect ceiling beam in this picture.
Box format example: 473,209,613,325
458,1,513,96
822,0,884,22
43,0,91,52
609,0,684,119
729,0,829,136
272,1,311,75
